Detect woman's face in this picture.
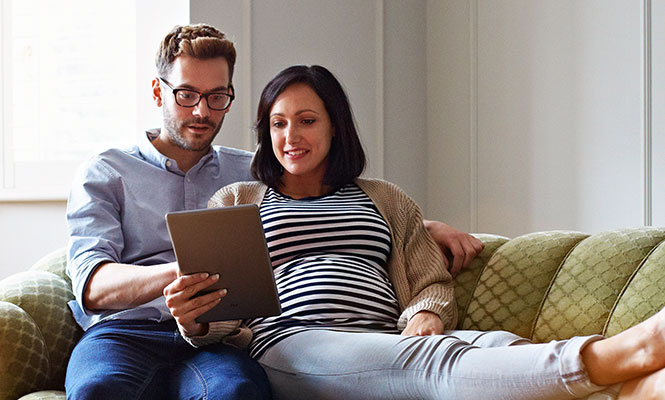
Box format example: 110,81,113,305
269,83,333,185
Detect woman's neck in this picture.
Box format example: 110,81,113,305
278,175,330,199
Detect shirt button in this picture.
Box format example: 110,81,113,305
166,160,172,167
187,178,191,182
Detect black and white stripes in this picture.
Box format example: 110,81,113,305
247,184,400,358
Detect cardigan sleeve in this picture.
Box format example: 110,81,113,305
389,187,457,331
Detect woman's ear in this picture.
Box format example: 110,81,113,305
152,78,163,107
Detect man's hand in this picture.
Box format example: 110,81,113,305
423,220,484,277
401,310,444,336
163,272,227,337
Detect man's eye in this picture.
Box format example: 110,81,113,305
209,94,225,101
178,91,196,100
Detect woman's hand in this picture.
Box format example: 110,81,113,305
401,310,444,336
423,220,485,278
163,272,227,337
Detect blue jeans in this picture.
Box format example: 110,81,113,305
258,329,609,400
65,319,272,400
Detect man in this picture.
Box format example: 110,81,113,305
65,23,482,399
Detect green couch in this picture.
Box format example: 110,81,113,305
2,227,665,399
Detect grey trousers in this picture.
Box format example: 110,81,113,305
258,329,611,400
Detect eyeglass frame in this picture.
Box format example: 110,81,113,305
158,77,235,111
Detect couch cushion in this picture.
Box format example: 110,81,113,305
461,231,588,338
0,302,50,400
0,271,81,391
605,239,665,336
533,227,665,342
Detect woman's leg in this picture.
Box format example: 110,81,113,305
582,308,665,386
258,329,605,400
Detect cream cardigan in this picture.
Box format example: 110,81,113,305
187,178,456,348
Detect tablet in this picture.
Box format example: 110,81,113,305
165,205,281,323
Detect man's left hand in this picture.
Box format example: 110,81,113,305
424,220,484,277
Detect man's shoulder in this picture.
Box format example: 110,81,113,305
76,145,141,175
213,145,254,160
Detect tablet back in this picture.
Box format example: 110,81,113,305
165,205,281,323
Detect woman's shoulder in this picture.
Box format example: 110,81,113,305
354,178,411,201
208,181,268,208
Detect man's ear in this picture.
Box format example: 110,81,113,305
152,78,163,107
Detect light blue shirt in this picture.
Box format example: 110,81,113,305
66,129,254,330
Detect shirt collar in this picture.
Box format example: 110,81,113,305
139,128,219,174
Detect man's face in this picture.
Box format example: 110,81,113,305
158,56,232,152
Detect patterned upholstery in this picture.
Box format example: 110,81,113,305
460,231,589,337
533,228,665,342
0,251,80,400
2,227,665,399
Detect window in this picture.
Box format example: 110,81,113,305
0,0,189,200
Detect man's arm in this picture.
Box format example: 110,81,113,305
423,219,484,277
84,261,178,310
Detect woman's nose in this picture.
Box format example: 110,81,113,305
284,125,300,143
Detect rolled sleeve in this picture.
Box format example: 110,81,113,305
66,156,125,316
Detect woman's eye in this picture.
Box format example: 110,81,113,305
272,121,285,128
302,119,315,125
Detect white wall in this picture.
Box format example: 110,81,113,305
427,0,660,238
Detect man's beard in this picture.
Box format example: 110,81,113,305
163,107,223,152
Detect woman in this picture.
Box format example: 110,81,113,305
165,65,665,399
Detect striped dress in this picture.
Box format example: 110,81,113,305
247,183,400,358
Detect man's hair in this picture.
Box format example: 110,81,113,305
156,24,237,82
251,65,366,190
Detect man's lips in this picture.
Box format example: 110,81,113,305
187,124,213,132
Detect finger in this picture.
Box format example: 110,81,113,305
168,288,227,317
460,236,485,269
441,251,450,269
165,274,219,298
472,236,485,252
449,246,464,277
460,240,476,270
175,296,223,326
165,272,210,293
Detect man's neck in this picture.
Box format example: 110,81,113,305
152,130,209,173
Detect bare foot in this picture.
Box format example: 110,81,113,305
583,307,665,386
619,367,665,399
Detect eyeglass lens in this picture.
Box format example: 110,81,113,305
175,90,231,110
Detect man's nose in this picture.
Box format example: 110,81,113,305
192,97,211,117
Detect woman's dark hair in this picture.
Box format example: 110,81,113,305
251,65,366,190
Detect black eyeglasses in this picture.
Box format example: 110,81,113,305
159,77,234,111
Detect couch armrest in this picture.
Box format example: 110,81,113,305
0,249,81,400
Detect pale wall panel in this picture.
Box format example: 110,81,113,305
427,0,646,237
653,0,665,226
474,1,642,237
426,0,474,231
